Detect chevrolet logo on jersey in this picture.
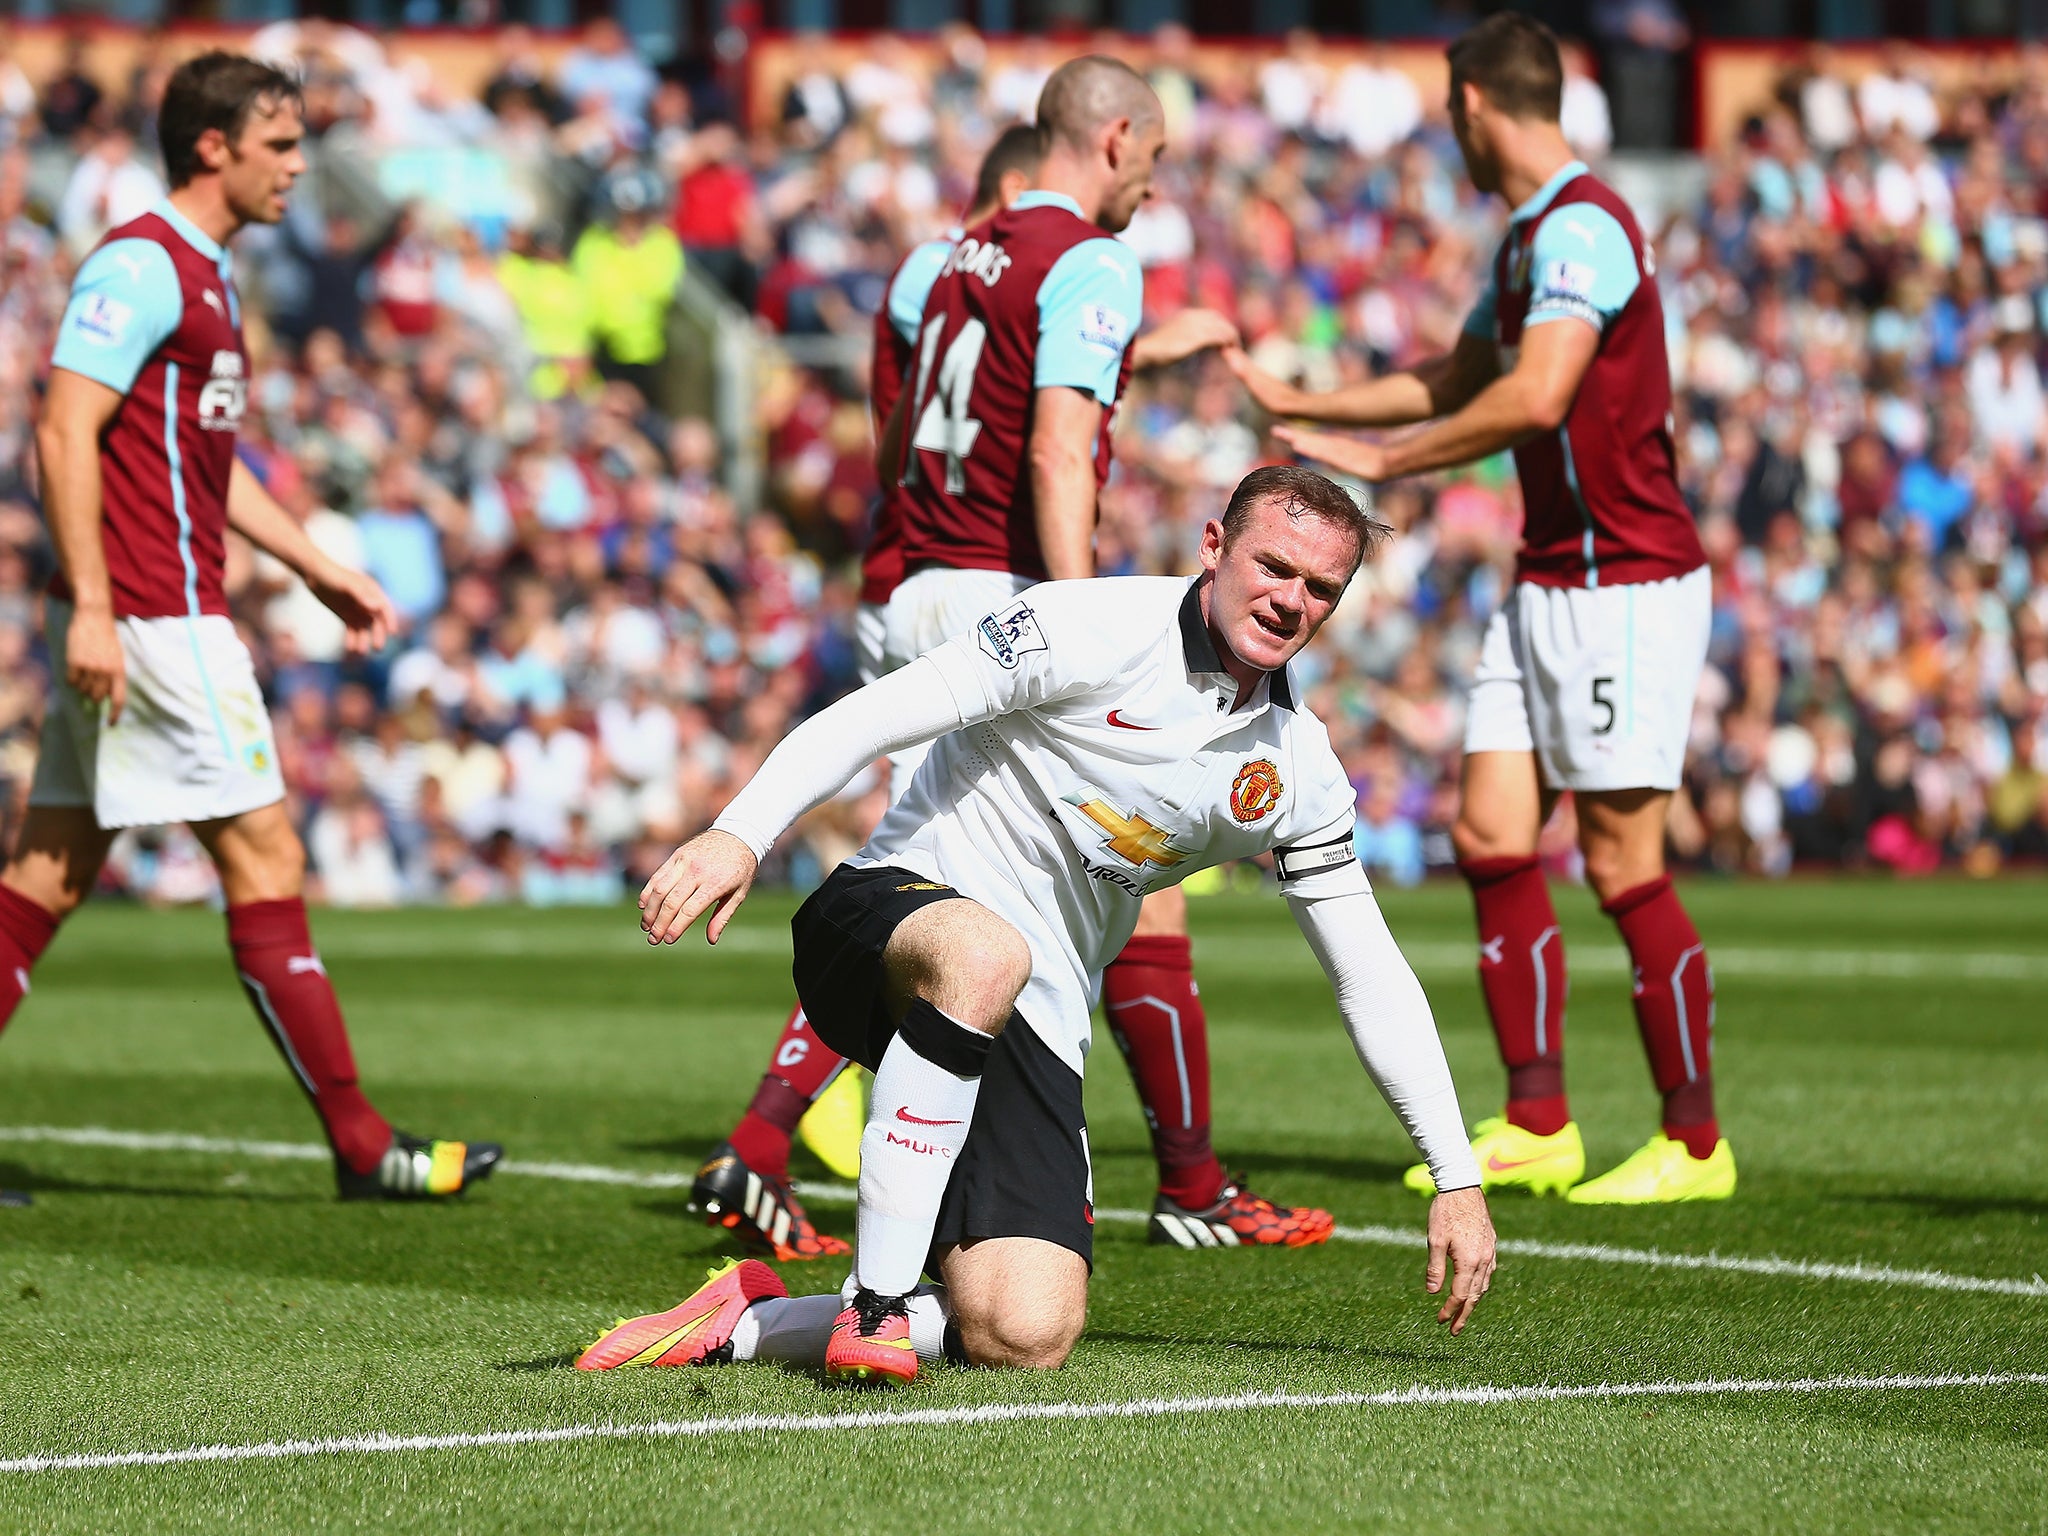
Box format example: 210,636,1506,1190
1066,795,1188,870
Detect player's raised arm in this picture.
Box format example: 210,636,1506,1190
1287,882,1496,1332
1129,306,1238,371
36,369,130,722
1225,329,1499,429
1278,317,1598,485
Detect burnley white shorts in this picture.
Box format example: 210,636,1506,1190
1462,564,1710,793
854,599,888,686
877,566,1034,802
29,601,285,829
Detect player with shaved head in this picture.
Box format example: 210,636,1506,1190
872,56,1335,1256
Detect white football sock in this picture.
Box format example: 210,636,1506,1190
854,1004,990,1296
729,1292,837,1363
732,1285,953,1365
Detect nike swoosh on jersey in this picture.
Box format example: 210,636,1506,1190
1105,710,1156,730
895,1106,964,1127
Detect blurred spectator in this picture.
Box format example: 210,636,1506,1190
499,222,592,400
55,124,162,259
558,18,658,146
575,166,682,409
37,33,102,141
1592,0,1689,149
356,457,460,629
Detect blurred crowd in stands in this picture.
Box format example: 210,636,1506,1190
0,20,2043,906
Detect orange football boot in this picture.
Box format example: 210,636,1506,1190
823,1288,918,1385
1148,1170,1335,1248
576,1258,786,1370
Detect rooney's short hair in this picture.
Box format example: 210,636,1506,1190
1221,465,1392,569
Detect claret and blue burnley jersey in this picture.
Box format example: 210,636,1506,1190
49,204,249,620
896,190,1142,582
854,577,1365,1073
862,231,956,606
1464,161,1703,590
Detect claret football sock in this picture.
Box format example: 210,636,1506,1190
1459,856,1570,1135
1104,933,1226,1207
729,1004,848,1181
226,898,391,1176
1601,875,1719,1160
854,998,991,1297
0,881,60,1036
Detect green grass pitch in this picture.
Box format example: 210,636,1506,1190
0,878,2044,1533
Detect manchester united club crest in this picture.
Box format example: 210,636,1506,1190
1229,760,1283,824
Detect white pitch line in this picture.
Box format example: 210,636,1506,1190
4,1125,2044,1299
3,1371,2043,1476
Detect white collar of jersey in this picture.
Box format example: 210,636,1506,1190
151,200,227,264
1177,579,1295,712
1012,190,1086,220
1508,159,1590,226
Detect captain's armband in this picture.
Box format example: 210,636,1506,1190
1273,833,1358,884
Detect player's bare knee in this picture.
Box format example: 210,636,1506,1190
957,1301,1083,1371
888,903,1031,1031
1451,814,1512,866
1,864,82,922
1578,837,1658,903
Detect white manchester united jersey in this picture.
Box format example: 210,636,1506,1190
852,576,1368,1073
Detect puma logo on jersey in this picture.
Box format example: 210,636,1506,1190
287,955,327,977
202,289,226,317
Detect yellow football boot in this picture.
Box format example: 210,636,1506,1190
1403,1116,1585,1197
1567,1133,1737,1204
797,1064,868,1181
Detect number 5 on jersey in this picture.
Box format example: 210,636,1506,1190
906,313,985,494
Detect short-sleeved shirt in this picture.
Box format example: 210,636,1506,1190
49,202,249,619
895,191,1143,582
862,231,956,606
1464,162,1702,590
855,576,1367,1072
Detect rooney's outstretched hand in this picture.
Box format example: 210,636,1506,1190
639,829,759,946
1425,1184,1498,1335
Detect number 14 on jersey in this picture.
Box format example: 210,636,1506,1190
906,313,985,495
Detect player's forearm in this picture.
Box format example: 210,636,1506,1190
712,656,965,859
1290,888,1482,1192
1266,369,1444,429
1376,371,1558,481
35,416,113,611
1029,444,1097,581
226,459,327,579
